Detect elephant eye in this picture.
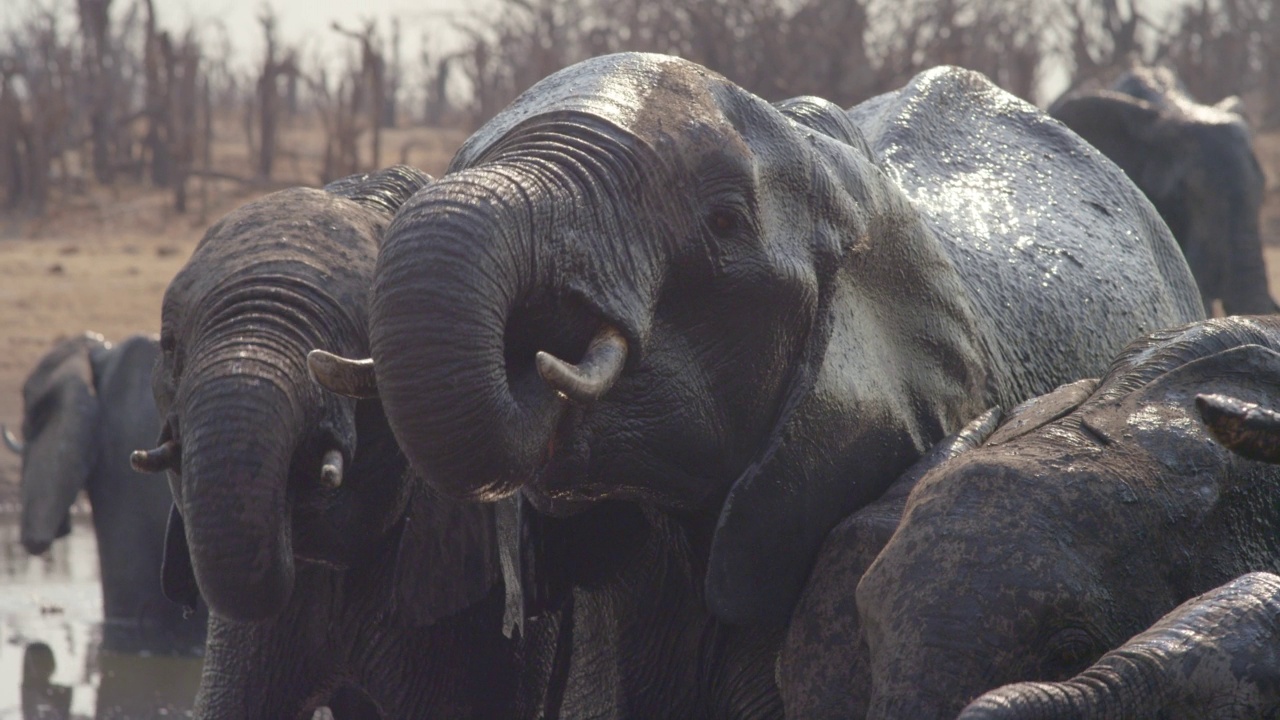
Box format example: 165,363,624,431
1043,627,1098,676
705,207,744,239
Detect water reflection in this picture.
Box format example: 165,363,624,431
22,643,70,719
0,515,201,719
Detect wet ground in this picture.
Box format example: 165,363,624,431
0,513,201,719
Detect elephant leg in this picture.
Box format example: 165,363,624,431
1221,227,1278,315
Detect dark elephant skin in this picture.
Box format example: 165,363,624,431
960,572,1280,720
1052,66,1276,315
853,315,1280,718
6,333,206,654
779,406,1004,719
359,50,1200,638
152,166,514,718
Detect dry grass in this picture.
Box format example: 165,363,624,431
1,126,1279,496
0,123,464,491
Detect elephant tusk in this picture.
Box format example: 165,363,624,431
536,325,628,405
2,424,23,454
1196,393,1280,464
131,440,180,473
307,349,379,399
320,449,343,488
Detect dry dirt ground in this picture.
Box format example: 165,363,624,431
2,128,1280,499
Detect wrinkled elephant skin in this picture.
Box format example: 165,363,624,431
152,166,514,719
852,316,1280,718
363,53,1201,630
334,54,1204,718
962,572,1280,720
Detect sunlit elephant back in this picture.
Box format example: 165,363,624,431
1051,65,1277,315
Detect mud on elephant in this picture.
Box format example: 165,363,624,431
138,166,515,719
5,333,207,654
310,52,1200,715
794,315,1280,718
1052,65,1277,315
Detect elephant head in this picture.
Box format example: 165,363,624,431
959,572,1280,719
854,316,1280,718
1051,66,1275,315
315,53,1005,624
6,333,109,554
142,166,430,622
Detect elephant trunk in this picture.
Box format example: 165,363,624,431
957,654,1165,719
180,371,300,621
370,168,565,499
1223,217,1279,315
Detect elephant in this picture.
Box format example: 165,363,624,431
137,165,518,719
779,406,1004,718
959,572,1280,719
4,332,207,655
838,315,1280,718
1051,65,1277,315
310,53,1201,713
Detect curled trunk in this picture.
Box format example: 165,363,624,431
180,374,298,621
370,168,561,499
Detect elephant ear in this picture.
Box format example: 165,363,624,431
707,77,999,625
161,504,200,613
392,483,501,627
775,96,876,162
1050,91,1191,201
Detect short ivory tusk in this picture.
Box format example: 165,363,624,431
2,425,23,454
536,325,628,405
321,449,343,489
131,440,179,473
307,349,379,400
1197,393,1280,464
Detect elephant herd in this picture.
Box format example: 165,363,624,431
7,53,1280,719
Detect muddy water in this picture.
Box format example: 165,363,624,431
0,513,201,719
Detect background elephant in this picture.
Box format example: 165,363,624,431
4,332,206,655
960,572,1280,720
315,54,1200,714
850,315,1280,718
143,166,516,718
1051,65,1276,315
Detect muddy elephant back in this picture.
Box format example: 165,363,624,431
849,66,1204,407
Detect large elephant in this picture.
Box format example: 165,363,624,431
314,54,1201,711
845,315,1280,718
1051,66,1276,315
4,333,206,655
960,572,1280,719
138,166,516,719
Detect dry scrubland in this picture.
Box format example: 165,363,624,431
0,121,466,495
1,125,1280,497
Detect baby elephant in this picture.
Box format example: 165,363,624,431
786,315,1280,719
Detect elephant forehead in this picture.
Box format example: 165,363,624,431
453,52,733,167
